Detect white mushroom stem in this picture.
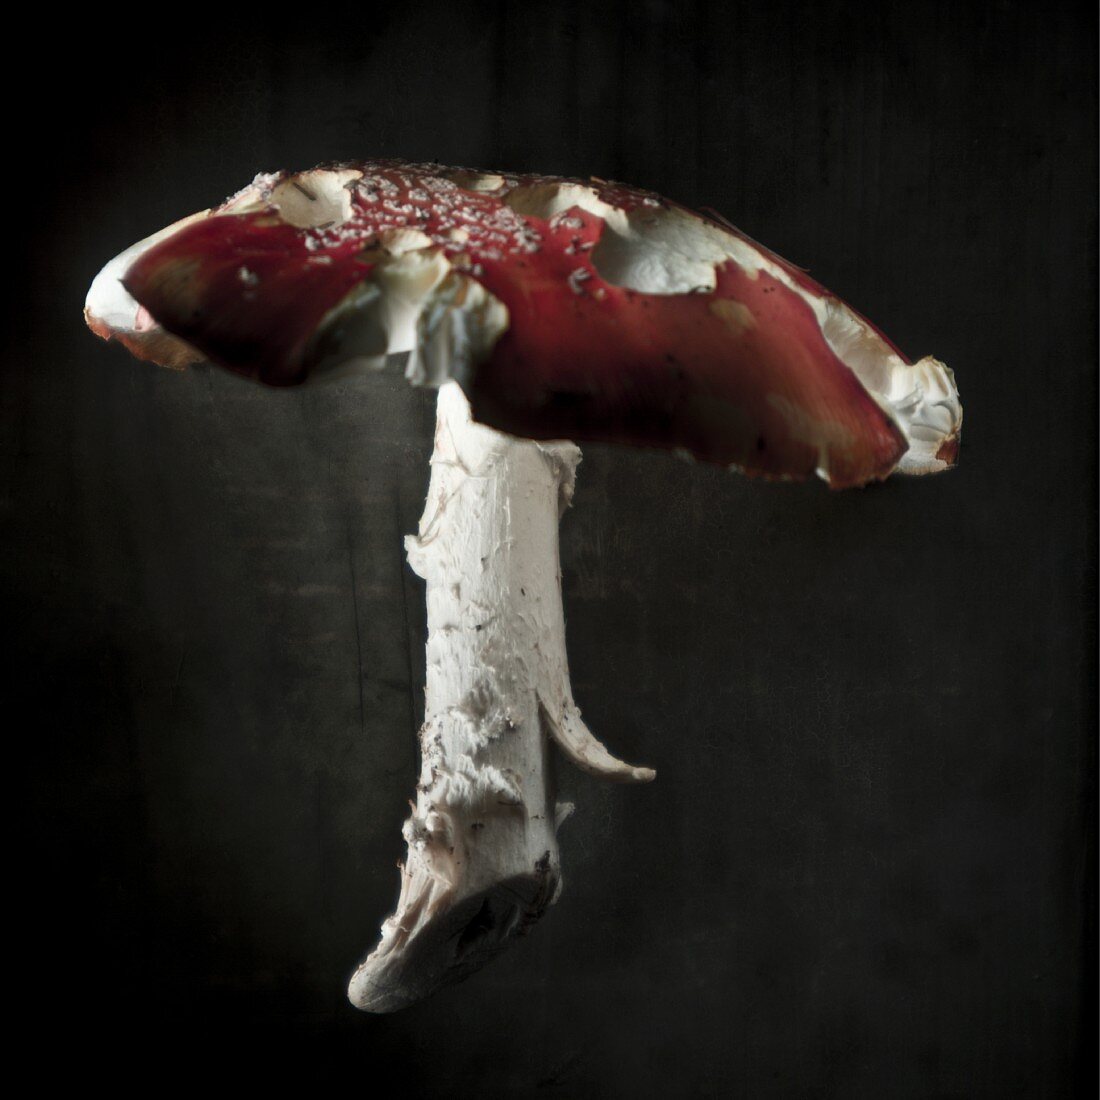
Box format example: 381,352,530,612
348,381,654,1012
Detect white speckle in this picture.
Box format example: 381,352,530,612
549,213,585,231
568,268,591,295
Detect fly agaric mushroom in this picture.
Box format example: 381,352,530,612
85,159,962,1013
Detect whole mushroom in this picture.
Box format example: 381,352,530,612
85,159,962,1012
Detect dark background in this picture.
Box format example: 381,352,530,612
6,0,1095,1093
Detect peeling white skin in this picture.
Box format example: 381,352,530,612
412,270,511,389
505,181,619,222
269,168,360,227
442,169,506,192
83,211,208,365
504,180,961,474
222,167,363,226
84,170,290,340
816,301,960,473
307,247,455,380
306,249,512,390
610,215,962,474
348,383,652,1013
294,169,959,481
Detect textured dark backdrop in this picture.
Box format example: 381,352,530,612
7,0,1096,1093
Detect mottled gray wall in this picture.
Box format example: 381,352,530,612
7,0,1095,1094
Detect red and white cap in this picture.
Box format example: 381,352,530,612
86,160,962,488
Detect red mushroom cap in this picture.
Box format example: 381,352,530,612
87,160,962,488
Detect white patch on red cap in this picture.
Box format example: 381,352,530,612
270,169,362,229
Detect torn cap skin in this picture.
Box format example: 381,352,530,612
87,160,961,488
85,160,962,1013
